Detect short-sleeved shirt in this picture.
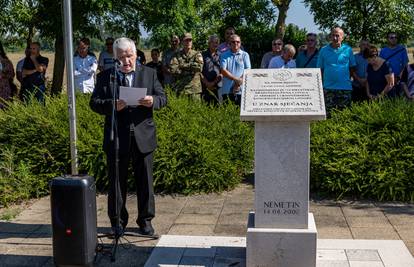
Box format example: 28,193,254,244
22,55,49,87
352,52,368,88
260,51,279,68
296,49,319,68
268,55,296,69
220,49,251,95
16,58,25,72
317,43,356,90
379,45,409,76
366,61,392,95
74,54,98,93
98,51,114,71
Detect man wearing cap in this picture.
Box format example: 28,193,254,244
169,32,204,100
162,35,181,85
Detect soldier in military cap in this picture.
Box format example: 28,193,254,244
169,32,204,100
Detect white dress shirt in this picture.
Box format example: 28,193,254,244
268,55,296,69
74,54,98,93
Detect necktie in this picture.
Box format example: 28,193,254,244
121,73,128,87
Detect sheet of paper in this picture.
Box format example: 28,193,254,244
119,86,147,106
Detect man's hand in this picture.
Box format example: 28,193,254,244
116,99,127,111
234,77,243,86
138,96,154,107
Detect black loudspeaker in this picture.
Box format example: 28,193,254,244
50,175,97,266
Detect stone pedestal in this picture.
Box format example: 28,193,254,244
254,121,310,229
247,212,317,267
240,68,325,267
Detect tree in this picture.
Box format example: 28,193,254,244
272,0,292,39
303,0,414,44
139,0,275,51
283,23,307,49
0,0,38,47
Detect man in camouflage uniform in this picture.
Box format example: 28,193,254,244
169,33,204,100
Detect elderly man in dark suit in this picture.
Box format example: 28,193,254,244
90,37,167,236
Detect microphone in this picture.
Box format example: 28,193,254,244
114,59,123,68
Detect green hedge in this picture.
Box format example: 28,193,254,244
1,95,414,206
0,92,254,206
311,98,414,201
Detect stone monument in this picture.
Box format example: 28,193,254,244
241,68,325,267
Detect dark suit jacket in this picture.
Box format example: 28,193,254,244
90,64,167,155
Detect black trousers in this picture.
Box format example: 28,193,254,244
107,135,155,229
222,93,241,106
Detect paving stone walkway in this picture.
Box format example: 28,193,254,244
0,183,414,266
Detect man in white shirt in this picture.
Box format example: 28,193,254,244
74,37,98,93
268,44,296,69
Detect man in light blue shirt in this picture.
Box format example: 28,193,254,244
220,34,251,105
317,27,356,111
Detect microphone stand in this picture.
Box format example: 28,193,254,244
96,61,158,263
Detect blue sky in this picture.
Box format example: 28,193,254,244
286,0,321,33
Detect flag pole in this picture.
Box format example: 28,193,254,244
62,0,78,174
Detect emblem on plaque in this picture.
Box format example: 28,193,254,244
272,70,292,81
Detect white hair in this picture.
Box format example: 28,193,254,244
113,37,136,58
283,44,296,56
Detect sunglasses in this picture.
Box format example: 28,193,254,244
273,43,283,45
306,39,316,42
389,36,397,39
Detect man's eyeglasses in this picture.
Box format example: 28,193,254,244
272,43,282,46
389,36,397,39
306,39,316,42
231,40,241,44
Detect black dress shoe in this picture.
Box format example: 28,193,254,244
137,224,154,236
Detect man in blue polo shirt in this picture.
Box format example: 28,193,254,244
317,27,356,112
379,32,408,97
220,34,251,105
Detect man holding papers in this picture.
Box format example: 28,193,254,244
90,37,167,236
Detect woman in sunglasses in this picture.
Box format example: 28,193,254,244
363,45,394,99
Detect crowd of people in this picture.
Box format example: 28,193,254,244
1,26,414,110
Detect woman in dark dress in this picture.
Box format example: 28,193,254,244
363,45,394,99
0,41,15,108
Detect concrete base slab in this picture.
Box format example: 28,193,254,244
145,235,414,267
246,212,317,267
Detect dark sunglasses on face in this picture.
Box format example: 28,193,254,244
389,36,397,39
273,43,282,46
